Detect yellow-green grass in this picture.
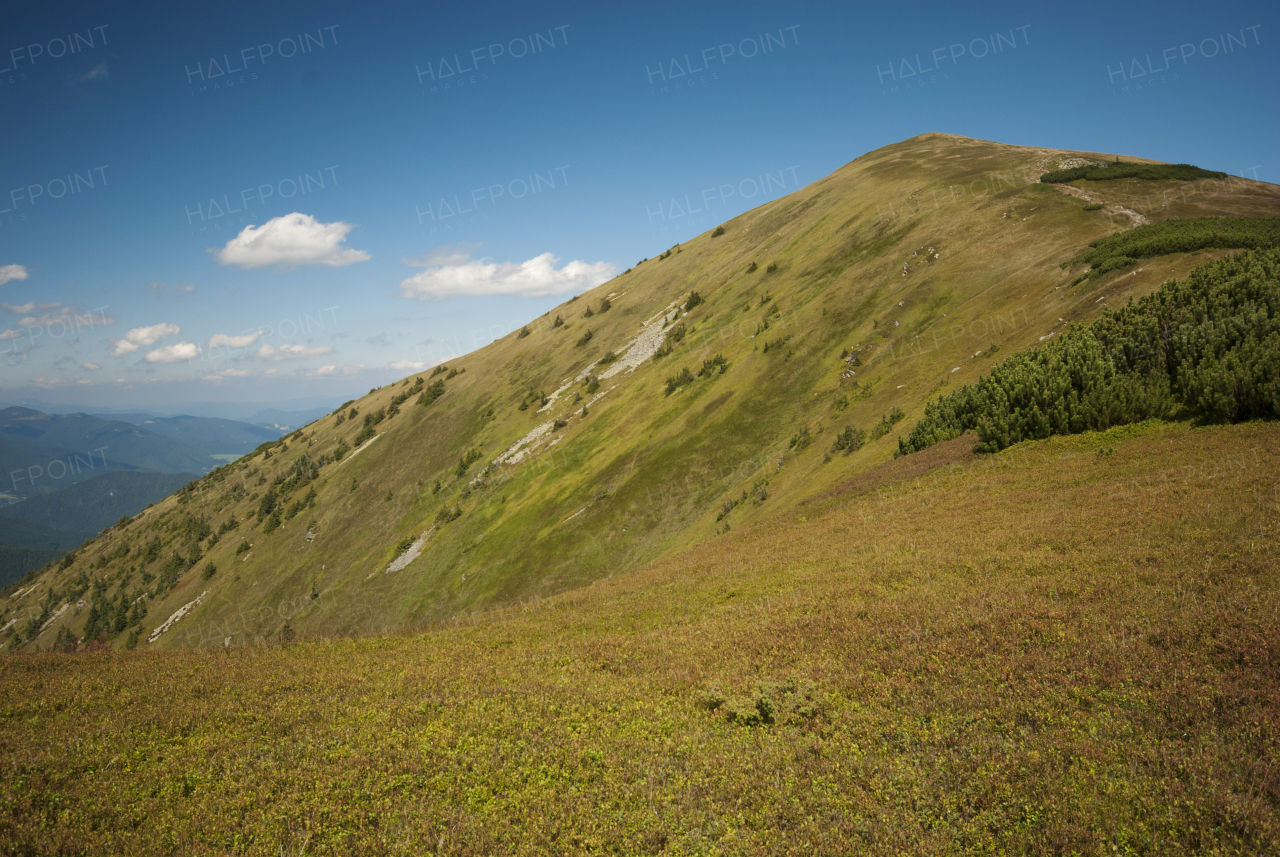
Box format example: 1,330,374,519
5,134,1279,654
2,419,1276,854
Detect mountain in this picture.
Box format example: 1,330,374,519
0,515,91,587
0,469,193,587
0,434,144,502
245,406,335,431
0,407,215,475
0,546,63,590
0,516,92,552
3,134,1277,852
0,397,341,425
111,415,283,456
6,133,1278,652
0,399,162,418
0,470,196,537
152,397,341,421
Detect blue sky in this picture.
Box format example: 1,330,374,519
2,0,1276,412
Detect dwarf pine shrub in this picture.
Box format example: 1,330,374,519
664,368,695,395
830,425,866,456
898,249,1280,455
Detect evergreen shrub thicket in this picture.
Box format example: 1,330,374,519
1068,217,1280,282
1040,162,1227,183
898,249,1280,455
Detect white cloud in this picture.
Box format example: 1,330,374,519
18,313,59,328
82,362,101,371
213,213,370,269
309,363,364,377
149,281,197,294
3,302,62,316
78,62,109,82
399,250,617,301
144,342,202,363
0,265,28,285
0,329,20,341
388,359,426,372
199,368,256,383
5,304,115,336
208,330,266,349
256,343,334,361
402,243,481,268
111,322,179,356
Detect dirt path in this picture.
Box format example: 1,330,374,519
1031,152,1147,227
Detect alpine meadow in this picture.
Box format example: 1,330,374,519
2,3,1279,855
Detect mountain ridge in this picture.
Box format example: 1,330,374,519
4,132,1278,652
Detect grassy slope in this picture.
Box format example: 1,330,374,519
4,133,1279,653
1,419,1275,854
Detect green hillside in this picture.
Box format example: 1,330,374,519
4,133,1278,657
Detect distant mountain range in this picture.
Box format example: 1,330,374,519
2,470,196,535
92,414,282,456
1,407,213,485
0,397,340,430
0,403,305,586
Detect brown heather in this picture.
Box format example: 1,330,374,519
1,419,1276,854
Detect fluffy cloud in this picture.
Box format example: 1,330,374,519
111,322,179,356
213,213,370,269
0,265,28,285
388,359,427,372
309,364,364,377
144,342,202,363
82,362,101,371
208,330,266,350
399,249,616,301
255,343,334,361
